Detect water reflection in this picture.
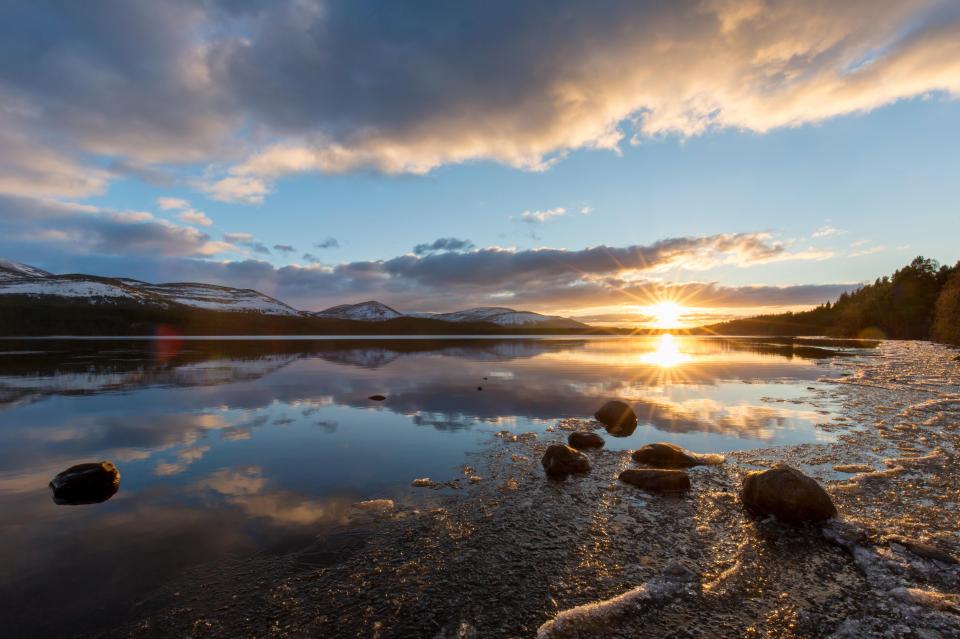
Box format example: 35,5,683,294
0,336,873,635
640,333,690,368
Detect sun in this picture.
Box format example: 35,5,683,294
647,301,685,329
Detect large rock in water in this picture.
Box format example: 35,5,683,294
594,400,638,436
632,442,723,468
542,444,591,477
568,431,604,449
619,469,690,492
50,461,120,505
740,465,836,523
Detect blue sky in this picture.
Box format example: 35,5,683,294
0,1,958,323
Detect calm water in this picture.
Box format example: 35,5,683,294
0,335,867,636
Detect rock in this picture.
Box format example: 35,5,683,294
50,461,120,505
411,477,432,487
541,444,591,477
631,442,723,468
594,400,638,436
887,536,958,564
368,394,386,401
618,468,690,492
740,465,837,523
568,431,604,449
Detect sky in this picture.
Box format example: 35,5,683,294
1,0,959,326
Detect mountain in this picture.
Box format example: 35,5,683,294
410,306,588,329
0,259,595,336
0,258,52,281
314,300,403,321
0,261,301,316
317,301,587,329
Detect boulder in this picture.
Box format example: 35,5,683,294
631,442,723,468
50,461,120,505
594,400,638,436
568,431,604,449
740,465,836,523
619,468,690,492
541,444,591,477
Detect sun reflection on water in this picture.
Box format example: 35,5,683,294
641,333,691,368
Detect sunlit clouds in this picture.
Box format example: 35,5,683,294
0,1,957,202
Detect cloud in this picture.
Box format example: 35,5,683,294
850,244,888,257
313,237,339,249
412,237,475,255
179,209,213,227
223,232,270,255
7,230,846,313
155,197,213,227
198,0,960,200
0,195,231,257
518,208,567,224
273,244,295,253
1,2,958,200
812,225,846,238
157,197,190,211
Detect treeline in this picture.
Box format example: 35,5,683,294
708,256,960,345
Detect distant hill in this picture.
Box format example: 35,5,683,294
0,259,594,336
704,256,960,345
320,301,589,329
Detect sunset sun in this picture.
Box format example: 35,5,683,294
647,301,685,329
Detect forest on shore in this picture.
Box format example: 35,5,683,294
707,257,960,345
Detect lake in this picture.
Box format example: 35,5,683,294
0,335,872,636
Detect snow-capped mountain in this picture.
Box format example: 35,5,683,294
0,260,301,316
0,258,52,281
314,301,403,321
136,282,301,316
0,259,590,330
418,307,588,329
318,301,586,328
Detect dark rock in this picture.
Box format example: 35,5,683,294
368,394,386,401
541,444,591,477
740,465,836,523
568,431,604,449
631,442,723,468
477,386,483,391
594,400,638,436
619,468,690,492
50,461,120,505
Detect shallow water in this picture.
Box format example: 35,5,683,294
0,335,874,636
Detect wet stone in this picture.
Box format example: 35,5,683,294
631,442,722,468
740,464,837,523
50,461,120,505
541,444,591,477
568,431,604,450
618,468,691,492
594,400,638,436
